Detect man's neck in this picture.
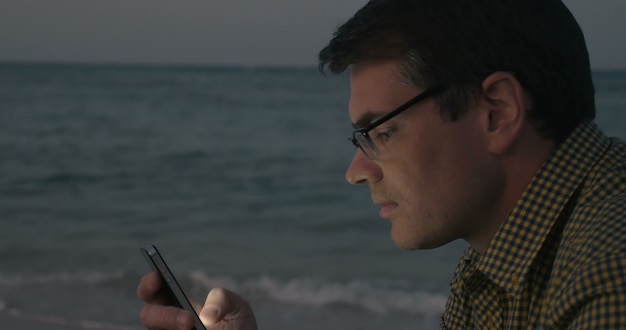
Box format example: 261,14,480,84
469,127,557,254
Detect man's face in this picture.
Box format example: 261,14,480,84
346,61,504,250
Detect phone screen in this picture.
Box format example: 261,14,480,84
140,244,207,330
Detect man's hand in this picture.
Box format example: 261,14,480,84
137,272,258,330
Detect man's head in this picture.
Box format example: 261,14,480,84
319,0,595,142
320,0,594,251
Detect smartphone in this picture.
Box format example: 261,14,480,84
140,244,207,330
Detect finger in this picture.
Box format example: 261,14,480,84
199,288,247,325
137,272,168,304
139,304,195,330
138,272,180,306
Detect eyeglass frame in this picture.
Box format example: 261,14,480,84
350,83,448,159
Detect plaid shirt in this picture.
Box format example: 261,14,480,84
441,121,626,329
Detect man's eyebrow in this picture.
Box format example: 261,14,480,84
351,111,386,130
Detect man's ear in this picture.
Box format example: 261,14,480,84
480,71,527,155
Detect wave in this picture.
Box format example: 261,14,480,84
189,272,447,318
0,270,447,318
0,270,130,287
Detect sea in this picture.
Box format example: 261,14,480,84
0,62,624,330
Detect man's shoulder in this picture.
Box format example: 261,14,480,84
561,136,626,258
566,191,626,252
578,135,626,217
541,172,626,327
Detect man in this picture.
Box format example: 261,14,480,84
137,0,626,328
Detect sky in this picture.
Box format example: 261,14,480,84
0,0,624,69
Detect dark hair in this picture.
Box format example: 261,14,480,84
318,0,595,142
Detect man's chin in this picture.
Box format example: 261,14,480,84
390,229,447,251
390,229,422,250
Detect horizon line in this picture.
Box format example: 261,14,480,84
1,59,625,73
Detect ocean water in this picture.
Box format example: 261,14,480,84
0,63,624,330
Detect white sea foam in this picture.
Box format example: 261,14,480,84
189,271,447,317
0,270,447,318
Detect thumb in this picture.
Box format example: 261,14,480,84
199,303,222,326
199,288,240,325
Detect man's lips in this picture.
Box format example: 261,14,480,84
372,198,398,218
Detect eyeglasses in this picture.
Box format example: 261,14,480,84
350,84,447,159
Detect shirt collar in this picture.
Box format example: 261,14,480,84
475,121,610,296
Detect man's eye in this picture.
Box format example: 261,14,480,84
374,128,395,142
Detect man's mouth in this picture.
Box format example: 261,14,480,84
372,198,398,218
